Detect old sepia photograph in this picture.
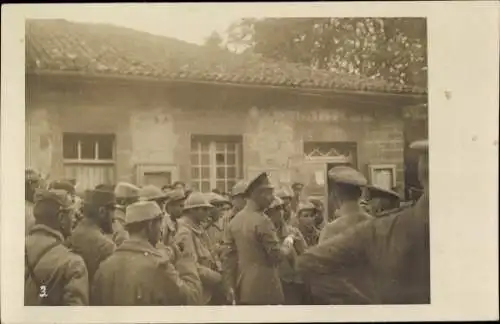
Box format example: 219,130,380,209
2,3,498,322
23,12,430,307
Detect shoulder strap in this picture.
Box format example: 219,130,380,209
25,241,61,304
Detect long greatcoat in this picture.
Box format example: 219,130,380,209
297,192,430,305
222,200,287,305
91,238,202,305
69,218,116,283
25,224,89,305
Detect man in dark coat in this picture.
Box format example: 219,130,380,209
91,201,202,305
69,189,117,283
25,189,89,305
297,139,430,305
222,172,296,305
319,166,373,243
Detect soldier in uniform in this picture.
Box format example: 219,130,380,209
290,182,304,215
276,185,295,225
162,189,187,246
111,182,141,246
139,184,169,208
265,196,308,305
25,169,41,235
174,192,228,305
309,197,325,231
69,189,117,283
204,192,232,256
48,180,80,230
225,180,248,226
366,184,402,217
297,139,430,305
296,202,321,247
319,166,373,243
222,172,296,305
91,201,202,305
25,189,89,305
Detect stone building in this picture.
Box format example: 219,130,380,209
25,19,427,199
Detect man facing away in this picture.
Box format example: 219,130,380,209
69,189,117,284
112,182,141,246
25,189,89,305
91,201,202,305
222,172,296,305
319,166,373,243
297,140,430,305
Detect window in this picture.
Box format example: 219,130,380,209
368,164,397,191
63,133,115,190
190,135,243,193
301,142,358,197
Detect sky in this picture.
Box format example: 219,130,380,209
22,4,265,45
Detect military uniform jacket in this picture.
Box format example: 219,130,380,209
91,238,202,305
222,201,286,305
275,223,307,284
69,218,116,283
25,225,89,305
319,202,374,243
297,192,430,305
175,216,222,305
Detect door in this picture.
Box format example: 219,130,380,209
143,172,172,188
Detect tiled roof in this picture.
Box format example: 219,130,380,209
25,19,426,95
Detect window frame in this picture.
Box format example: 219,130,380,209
190,135,243,192
62,133,116,164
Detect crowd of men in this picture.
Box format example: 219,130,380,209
24,139,429,306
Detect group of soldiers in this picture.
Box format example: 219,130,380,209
24,139,429,306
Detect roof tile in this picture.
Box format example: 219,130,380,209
25,19,426,95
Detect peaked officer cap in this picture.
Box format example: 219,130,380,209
231,180,248,197
183,192,214,211
245,172,274,195
327,166,368,187
267,196,285,210
114,182,140,200
125,201,163,225
34,189,73,209
409,139,429,152
84,189,116,207
139,184,168,201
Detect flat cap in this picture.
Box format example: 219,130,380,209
139,185,168,201
183,192,213,211
409,139,428,152
125,201,163,225
297,201,316,213
114,182,140,200
327,166,368,187
84,189,116,207
34,189,72,209
367,184,401,200
267,196,284,210
49,180,76,195
245,172,274,195
231,180,248,197
165,189,187,203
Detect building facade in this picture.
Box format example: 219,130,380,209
25,19,428,199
